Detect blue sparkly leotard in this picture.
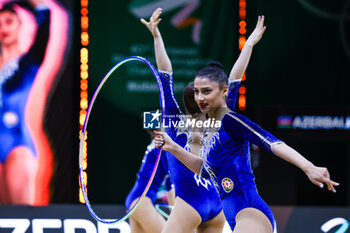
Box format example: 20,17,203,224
200,111,284,230
159,71,241,222
0,6,50,163
125,142,172,210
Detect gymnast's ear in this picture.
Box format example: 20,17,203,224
223,85,228,97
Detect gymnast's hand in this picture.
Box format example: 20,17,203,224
303,164,340,193
154,131,174,151
245,15,266,47
141,8,162,38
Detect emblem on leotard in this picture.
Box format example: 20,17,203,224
221,177,234,193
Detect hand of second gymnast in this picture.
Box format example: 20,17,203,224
245,15,266,47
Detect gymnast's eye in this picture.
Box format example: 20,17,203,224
202,89,211,94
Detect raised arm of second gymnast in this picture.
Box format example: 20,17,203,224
228,15,266,81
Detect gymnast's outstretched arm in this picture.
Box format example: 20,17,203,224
272,143,339,193
141,8,172,73
221,111,340,194
228,15,266,81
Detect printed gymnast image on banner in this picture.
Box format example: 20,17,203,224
0,0,75,205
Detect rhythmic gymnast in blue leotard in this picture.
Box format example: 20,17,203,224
142,8,226,233
158,65,240,228
154,16,339,233
159,72,225,233
141,8,249,233
125,132,174,233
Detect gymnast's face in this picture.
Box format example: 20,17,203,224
194,77,228,115
0,10,21,46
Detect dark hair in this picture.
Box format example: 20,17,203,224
0,1,35,14
183,82,201,115
0,3,17,14
195,61,228,89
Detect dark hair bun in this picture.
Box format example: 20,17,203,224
208,61,223,69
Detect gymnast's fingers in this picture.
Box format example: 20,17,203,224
140,18,149,26
151,8,161,21
153,8,162,21
326,179,340,193
255,16,260,28
260,15,265,28
310,178,324,189
154,135,164,148
154,18,162,27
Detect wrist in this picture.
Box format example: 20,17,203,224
301,161,314,173
153,28,161,38
167,141,177,153
244,41,254,48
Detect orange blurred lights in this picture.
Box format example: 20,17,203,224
79,113,86,126
239,20,246,27
79,189,85,203
80,90,88,99
239,86,246,94
79,109,87,115
239,9,246,18
80,47,88,56
80,0,89,203
238,95,246,111
239,37,246,50
239,28,246,35
81,16,89,30
81,8,88,16
80,63,88,71
80,71,88,79
79,171,88,203
238,0,247,111
79,129,87,140
81,32,89,46
239,0,246,8
80,98,88,110
81,0,88,8
80,79,88,90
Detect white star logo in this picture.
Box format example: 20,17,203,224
150,110,161,122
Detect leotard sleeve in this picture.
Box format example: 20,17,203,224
158,71,182,116
226,79,241,111
222,112,284,154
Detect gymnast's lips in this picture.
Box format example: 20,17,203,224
199,103,208,109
